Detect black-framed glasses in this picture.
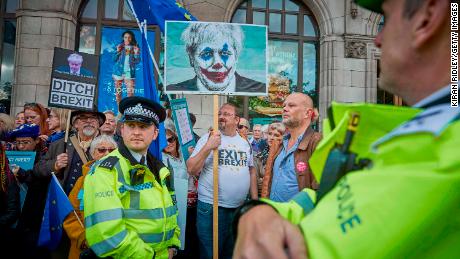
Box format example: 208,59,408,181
97,148,115,153
15,140,33,146
167,137,177,143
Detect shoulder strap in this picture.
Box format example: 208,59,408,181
69,136,89,164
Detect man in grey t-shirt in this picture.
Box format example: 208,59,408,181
187,103,258,259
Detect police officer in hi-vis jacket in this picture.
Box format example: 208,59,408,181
84,96,180,259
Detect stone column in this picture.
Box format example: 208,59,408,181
11,0,81,114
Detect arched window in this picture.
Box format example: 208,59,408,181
0,0,18,113
230,0,319,124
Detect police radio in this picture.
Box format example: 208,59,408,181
316,112,369,203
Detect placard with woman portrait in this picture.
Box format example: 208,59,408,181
97,27,156,114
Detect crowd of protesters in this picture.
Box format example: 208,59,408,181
0,91,321,258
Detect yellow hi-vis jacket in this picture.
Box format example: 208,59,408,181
84,147,180,259
263,102,460,258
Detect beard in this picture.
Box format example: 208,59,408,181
82,126,97,137
218,121,226,131
282,117,300,128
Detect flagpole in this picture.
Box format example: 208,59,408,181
126,0,165,87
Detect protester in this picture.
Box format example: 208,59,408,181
188,112,200,142
46,107,69,145
253,122,285,197
10,124,50,259
237,117,250,139
84,96,180,258
260,124,269,139
187,103,258,259
0,137,19,252
234,0,457,257
249,124,263,154
24,102,51,142
0,113,15,150
63,135,117,259
14,111,25,127
162,128,199,259
37,110,105,194
260,93,322,201
100,110,117,136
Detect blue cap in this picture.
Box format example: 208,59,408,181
9,123,40,139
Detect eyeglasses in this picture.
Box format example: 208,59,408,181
238,125,248,130
97,148,115,153
15,140,33,146
167,137,177,143
218,112,235,117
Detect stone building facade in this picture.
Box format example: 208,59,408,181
0,0,385,135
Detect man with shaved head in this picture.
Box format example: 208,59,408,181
259,92,322,202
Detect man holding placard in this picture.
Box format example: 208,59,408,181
187,103,258,259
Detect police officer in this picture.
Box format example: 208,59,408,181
233,0,458,258
84,96,180,259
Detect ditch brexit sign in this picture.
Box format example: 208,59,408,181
48,47,99,111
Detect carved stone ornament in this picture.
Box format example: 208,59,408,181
345,40,367,59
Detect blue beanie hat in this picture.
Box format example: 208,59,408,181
9,123,40,139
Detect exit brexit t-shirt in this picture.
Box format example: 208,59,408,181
191,131,253,208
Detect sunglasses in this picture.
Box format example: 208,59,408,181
167,137,176,143
97,148,115,153
238,125,248,130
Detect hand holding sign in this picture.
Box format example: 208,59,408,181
54,153,69,172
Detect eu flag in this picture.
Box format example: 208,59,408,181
37,174,74,250
139,27,167,159
129,0,197,33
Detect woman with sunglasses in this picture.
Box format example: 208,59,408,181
162,128,200,259
23,103,51,143
63,135,118,259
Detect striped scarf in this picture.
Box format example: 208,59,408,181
0,144,12,193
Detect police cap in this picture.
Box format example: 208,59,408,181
355,0,383,14
119,96,166,127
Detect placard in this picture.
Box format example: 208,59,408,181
165,21,268,96
170,98,196,161
6,151,36,170
49,48,99,111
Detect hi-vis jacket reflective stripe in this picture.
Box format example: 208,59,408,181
84,149,180,259
266,103,460,258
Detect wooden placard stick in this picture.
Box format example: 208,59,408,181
212,95,219,259
63,109,72,153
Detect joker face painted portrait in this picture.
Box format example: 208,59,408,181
166,22,266,95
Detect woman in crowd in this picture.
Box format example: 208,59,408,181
14,111,25,127
162,128,199,259
24,103,51,142
46,107,69,145
112,30,140,105
63,135,117,259
0,113,15,150
0,135,20,251
255,122,285,197
10,124,50,258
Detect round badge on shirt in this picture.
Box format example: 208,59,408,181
296,161,307,172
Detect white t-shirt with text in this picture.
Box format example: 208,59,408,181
191,131,253,208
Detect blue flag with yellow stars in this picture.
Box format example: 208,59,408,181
38,174,74,250
129,0,197,33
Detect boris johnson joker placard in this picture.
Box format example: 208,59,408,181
165,21,268,96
